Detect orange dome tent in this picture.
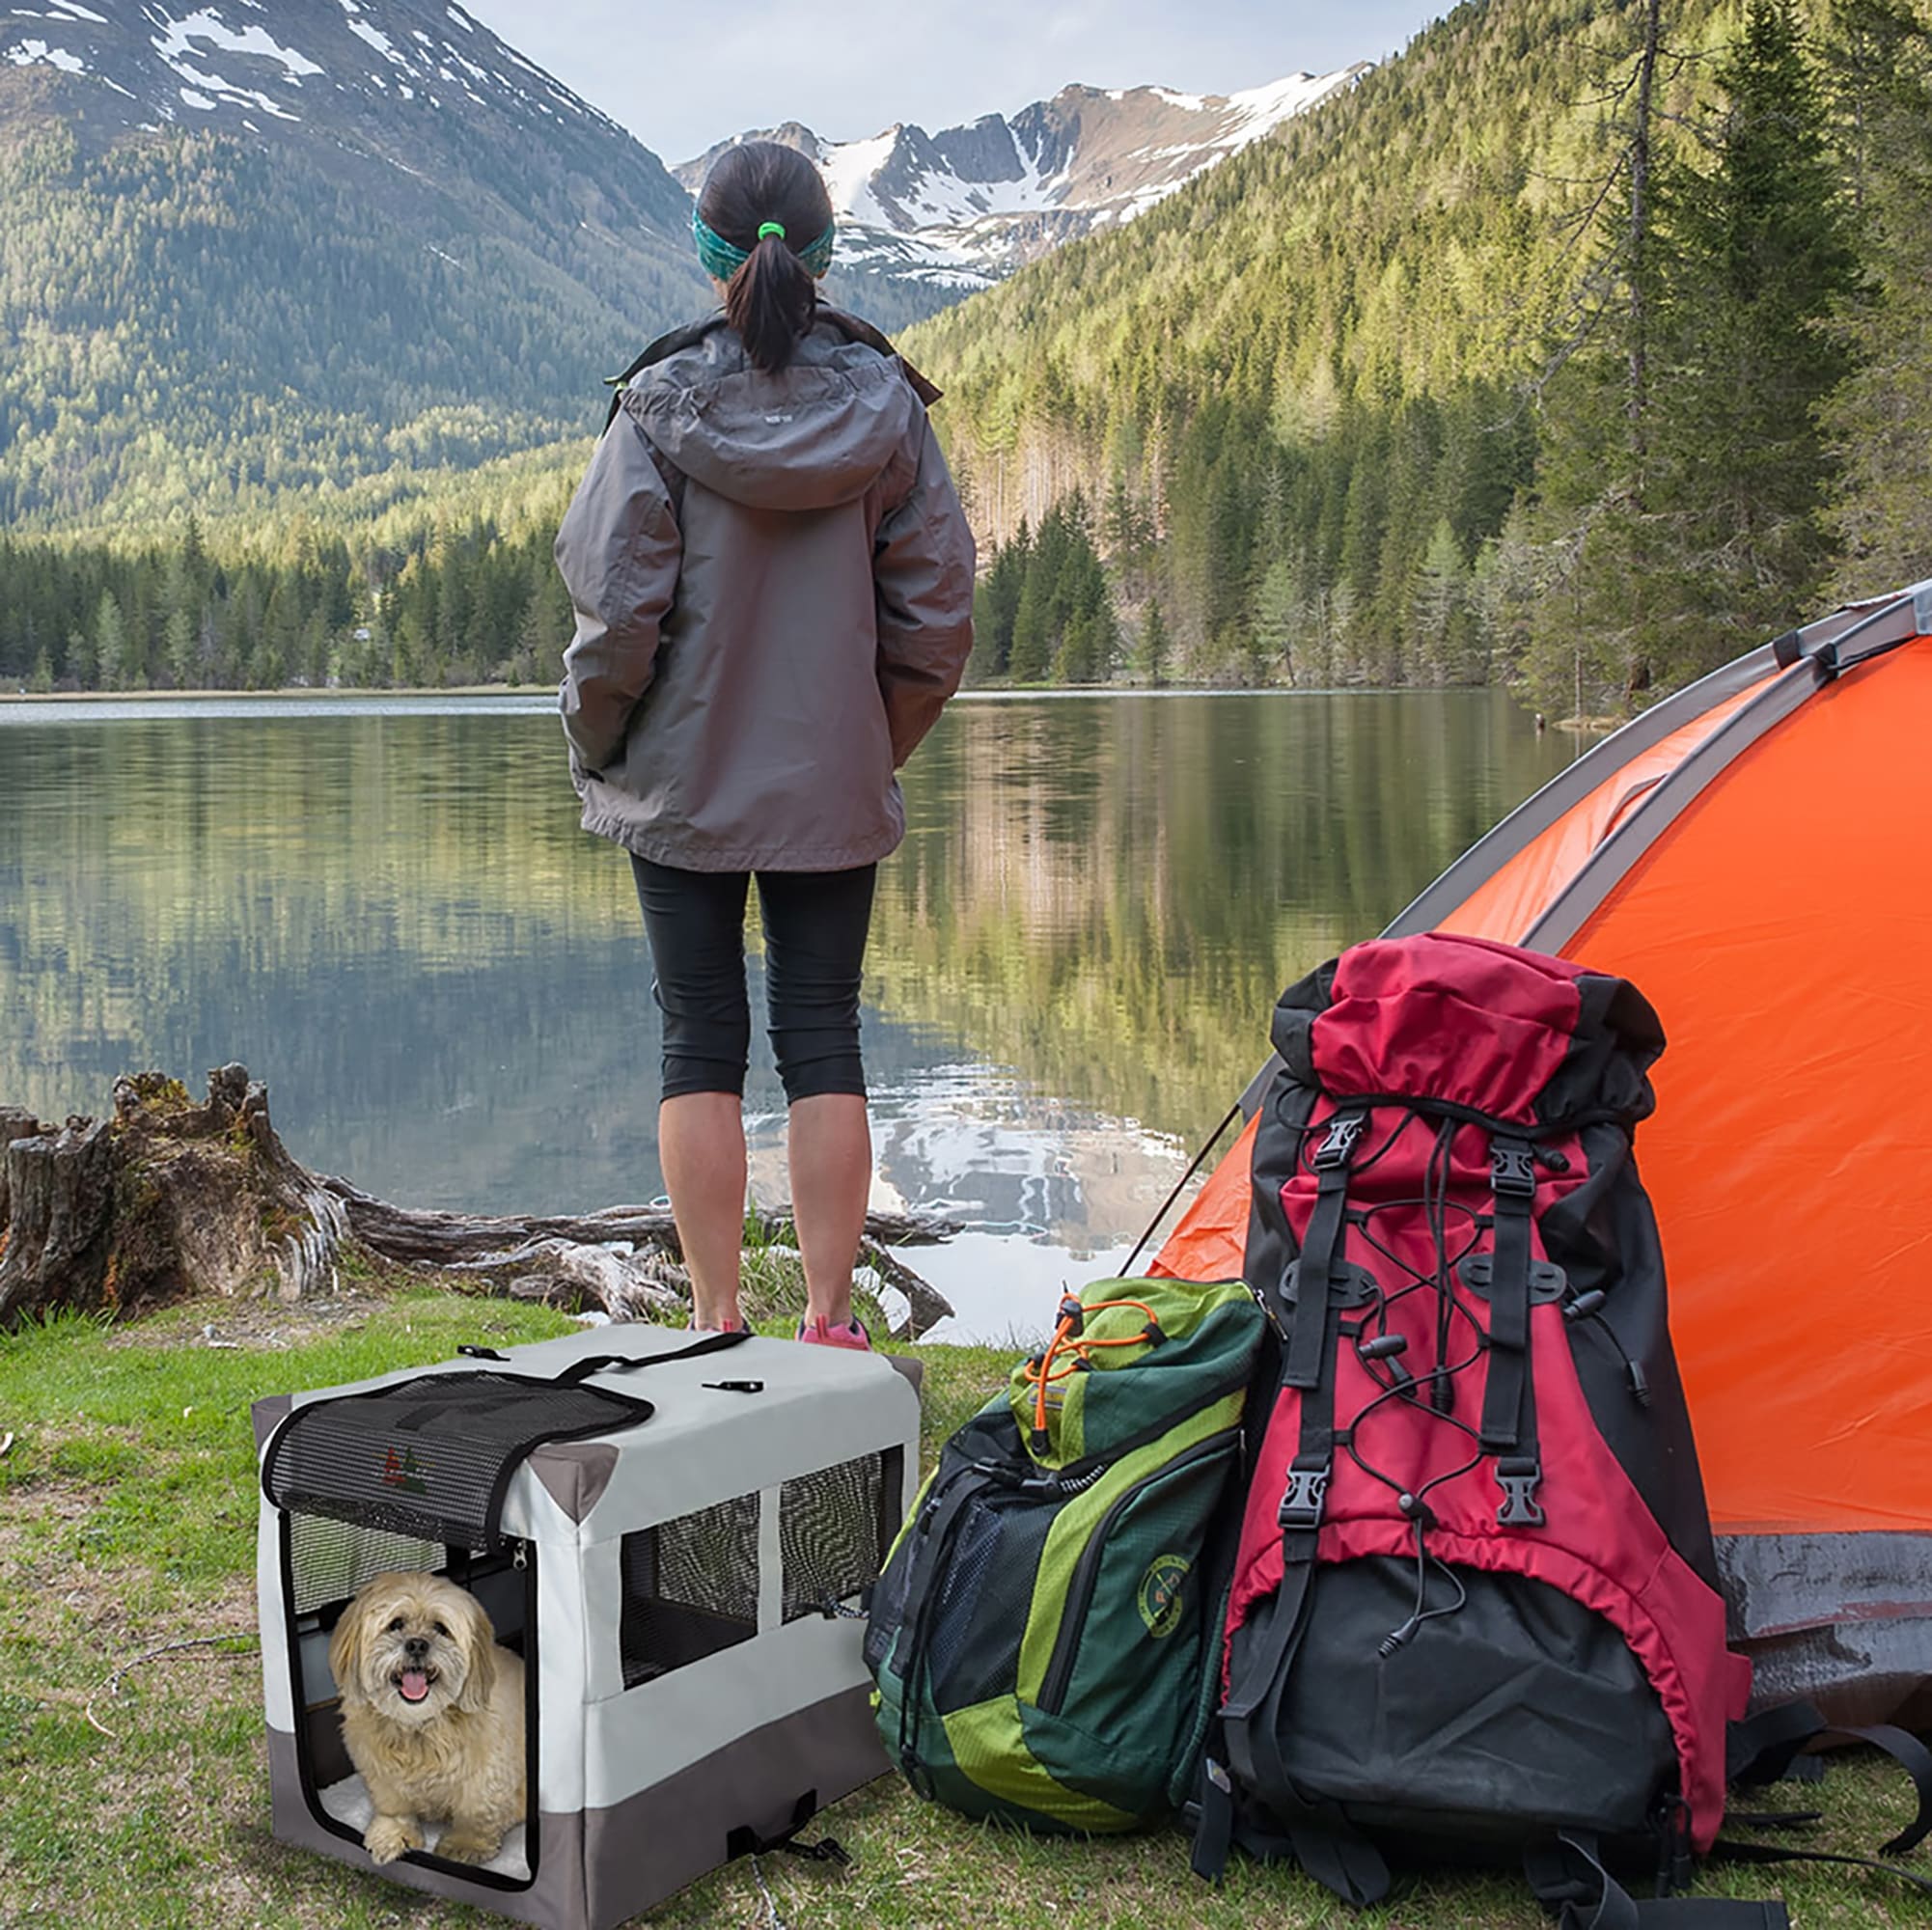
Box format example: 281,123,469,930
1153,582,1932,1724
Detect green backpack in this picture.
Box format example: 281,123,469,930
864,1276,1264,1833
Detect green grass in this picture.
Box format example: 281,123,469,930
0,1285,1923,1929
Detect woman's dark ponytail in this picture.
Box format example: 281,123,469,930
697,141,836,375
725,234,817,374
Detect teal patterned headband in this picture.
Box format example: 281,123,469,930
693,207,837,280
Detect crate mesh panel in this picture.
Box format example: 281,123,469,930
262,1370,652,1552
781,1451,893,1622
288,1512,446,1616
621,1493,759,1687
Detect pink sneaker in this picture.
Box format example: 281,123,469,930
795,1314,871,1351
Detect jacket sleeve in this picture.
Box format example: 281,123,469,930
555,411,682,774
873,414,977,768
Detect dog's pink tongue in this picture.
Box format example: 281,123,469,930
400,1669,430,1703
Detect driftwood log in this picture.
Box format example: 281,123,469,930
321,1175,958,1334
0,1066,958,1337
323,1177,957,1267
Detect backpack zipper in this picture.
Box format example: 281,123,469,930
1035,1427,1241,1716
1007,1359,1256,1493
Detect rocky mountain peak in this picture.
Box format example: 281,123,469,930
676,67,1367,296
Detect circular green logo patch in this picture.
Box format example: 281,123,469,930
1137,1553,1191,1638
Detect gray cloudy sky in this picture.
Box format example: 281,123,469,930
463,2,1443,166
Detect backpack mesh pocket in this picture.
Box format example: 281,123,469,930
925,1491,1055,1715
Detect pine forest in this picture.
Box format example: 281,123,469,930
3,0,1930,715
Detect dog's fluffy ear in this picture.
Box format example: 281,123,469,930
328,1592,370,1704
452,1587,500,1714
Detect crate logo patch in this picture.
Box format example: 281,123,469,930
379,1446,430,1495
1137,1553,1190,1638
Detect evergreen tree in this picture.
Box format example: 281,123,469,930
1642,0,1862,680
67,623,94,689
1518,0,1677,710
1821,0,1932,593
1821,0,1928,208
1528,0,1861,705
1411,518,1472,684
513,553,572,684
1007,565,1052,683
1140,597,1172,688
93,590,127,691
1251,558,1298,685
163,603,197,689
301,603,332,687
1101,475,1155,599
392,606,428,690
1008,508,1072,683
969,518,1031,680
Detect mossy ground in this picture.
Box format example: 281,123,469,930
0,1264,1920,1929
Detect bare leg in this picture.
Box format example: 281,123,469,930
787,1092,871,1328
658,1092,746,1330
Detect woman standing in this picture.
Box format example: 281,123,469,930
556,141,975,1349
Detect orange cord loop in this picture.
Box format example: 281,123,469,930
1025,1297,1164,1439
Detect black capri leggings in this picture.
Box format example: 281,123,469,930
631,857,877,1103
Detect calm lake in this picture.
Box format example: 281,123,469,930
0,692,1571,1340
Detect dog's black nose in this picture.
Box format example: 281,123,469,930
402,1635,429,1661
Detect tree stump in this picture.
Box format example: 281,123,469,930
0,1107,48,1228
0,1066,346,1328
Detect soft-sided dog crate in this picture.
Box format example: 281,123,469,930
254,1325,920,1927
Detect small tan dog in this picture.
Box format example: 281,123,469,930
328,1570,526,1866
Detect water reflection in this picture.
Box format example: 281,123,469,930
0,693,1568,1339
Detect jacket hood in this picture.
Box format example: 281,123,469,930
622,320,920,512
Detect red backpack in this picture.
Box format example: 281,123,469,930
1193,935,1930,1923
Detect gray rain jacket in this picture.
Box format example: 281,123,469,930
556,315,976,870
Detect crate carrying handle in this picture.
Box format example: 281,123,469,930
551,1329,753,1386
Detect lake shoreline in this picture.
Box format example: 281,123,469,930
1,679,1554,707
0,683,559,703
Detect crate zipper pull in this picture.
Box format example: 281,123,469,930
511,1539,529,1570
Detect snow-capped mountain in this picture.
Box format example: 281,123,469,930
5,0,588,133
0,0,711,525
0,0,697,250
677,71,1368,295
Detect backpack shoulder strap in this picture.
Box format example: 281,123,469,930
1728,1701,1932,1856
1218,1111,1364,1794
601,308,943,430
601,314,729,429
814,305,944,406
1527,1834,1794,1928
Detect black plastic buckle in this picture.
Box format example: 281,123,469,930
782,1833,851,1867
1496,1456,1546,1528
1490,1141,1537,1199
1313,1112,1365,1172
1279,1458,1330,1530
